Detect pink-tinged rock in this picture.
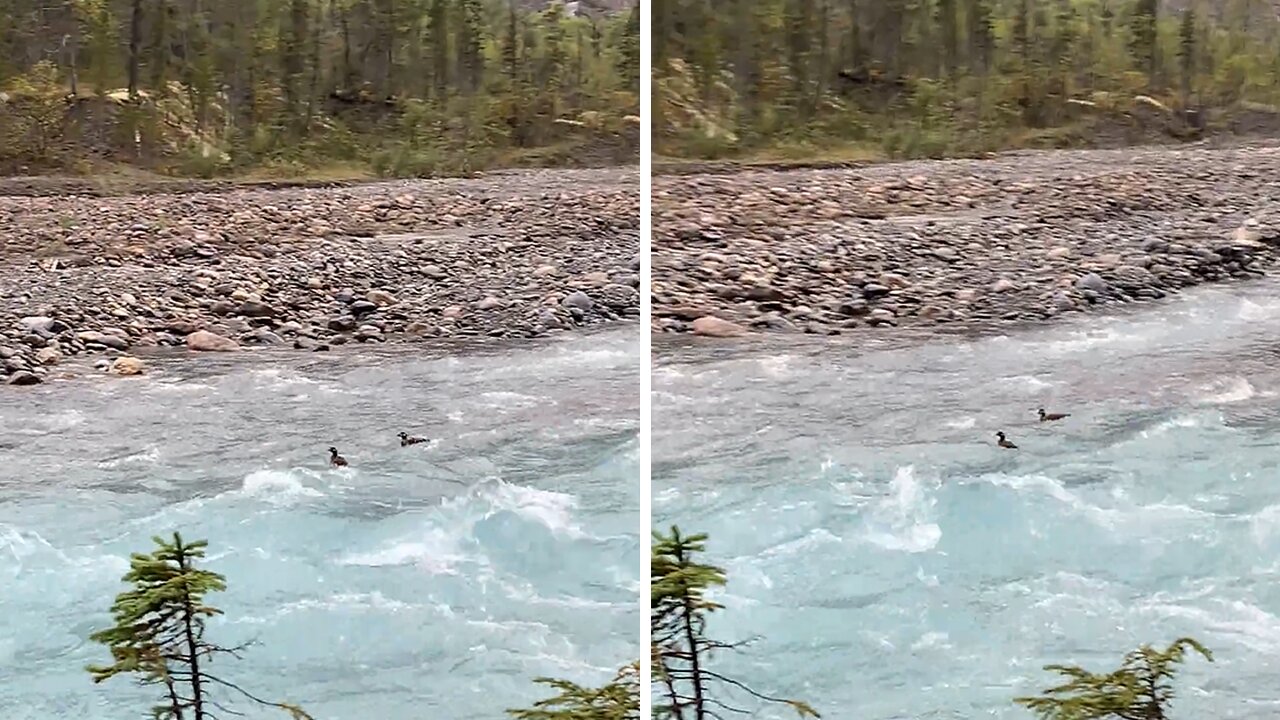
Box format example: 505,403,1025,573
186,330,240,352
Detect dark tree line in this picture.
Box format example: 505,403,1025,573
0,0,639,175
654,0,1280,158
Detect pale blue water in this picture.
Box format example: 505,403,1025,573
0,328,639,720
654,281,1280,720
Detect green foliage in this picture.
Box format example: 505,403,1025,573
656,0,1280,160
1,61,69,165
1015,638,1213,720
88,532,313,720
652,526,819,720
508,662,641,720
0,0,638,176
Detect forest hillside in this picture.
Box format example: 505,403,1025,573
653,0,1280,161
0,0,640,178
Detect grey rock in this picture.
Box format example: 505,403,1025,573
7,371,41,386
19,316,56,334
237,300,276,318
563,291,594,312
350,300,379,316
861,283,891,300
211,300,237,316
838,299,870,316
1075,273,1109,293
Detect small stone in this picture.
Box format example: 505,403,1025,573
563,291,595,312
838,299,870,316
1075,272,1109,293
237,300,275,318
879,273,910,289
1047,247,1072,260
991,278,1018,293
581,271,610,286
34,347,61,365
211,300,237,316
475,296,504,310
861,283,891,300
350,300,379,316
328,316,357,332
7,371,41,386
405,322,433,336
19,316,57,334
109,356,145,376
367,289,398,306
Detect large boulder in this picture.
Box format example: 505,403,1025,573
186,330,240,352
691,316,747,338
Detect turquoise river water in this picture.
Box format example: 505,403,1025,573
655,281,1280,720
0,328,638,720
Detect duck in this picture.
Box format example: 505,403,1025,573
1038,408,1070,422
328,446,348,467
398,431,428,447
996,431,1018,449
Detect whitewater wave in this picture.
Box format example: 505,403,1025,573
858,466,942,553
96,446,161,469
981,472,1212,530
1195,376,1259,404
339,479,588,575
1140,599,1280,655
1140,413,1212,437
240,469,326,503
478,391,546,409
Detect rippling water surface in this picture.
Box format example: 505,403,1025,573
654,282,1280,720
0,328,638,720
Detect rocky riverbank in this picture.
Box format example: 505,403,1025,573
1,168,638,385
652,143,1280,337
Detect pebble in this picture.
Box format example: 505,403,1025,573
654,147,1280,337
563,291,595,312
0,169,640,386
109,356,146,375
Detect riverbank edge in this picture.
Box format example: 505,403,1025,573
0,163,641,198
1,168,640,387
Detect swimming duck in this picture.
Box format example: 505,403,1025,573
1038,408,1070,422
398,431,428,447
996,431,1018,449
328,446,348,467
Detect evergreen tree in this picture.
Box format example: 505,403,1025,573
652,527,819,720
1015,638,1213,720
87,533,312,720
1179,7,1197,102
654,0,1280,160
617,4,640,90
1130,0,1159,81
0,0,639,176
508,662,641,720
